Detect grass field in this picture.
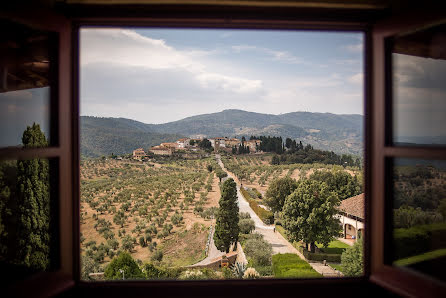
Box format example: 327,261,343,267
329,263,343,272
394,248,446,267
272,253,322,278
316,240,350,254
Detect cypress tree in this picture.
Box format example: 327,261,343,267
214,178,239,252
16,123,50,270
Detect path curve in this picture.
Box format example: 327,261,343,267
216,154,341,277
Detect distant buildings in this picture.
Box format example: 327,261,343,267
176,138,190,148
246,139,261,152
132,148,146,160
149,145,173,156
134,136,261,158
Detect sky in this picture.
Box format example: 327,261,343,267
80,28,364,124
393,53,446,141
0,87,50,147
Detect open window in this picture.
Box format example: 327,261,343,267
370,11,446,297
1,2,445,298
0,9,74,297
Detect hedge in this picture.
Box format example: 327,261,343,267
296,244,341,263
394,222,446,260
240,187,274,224
272,253,321,278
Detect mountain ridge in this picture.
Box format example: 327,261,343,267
81,109,363,157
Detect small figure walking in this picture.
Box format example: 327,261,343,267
273,227,276,233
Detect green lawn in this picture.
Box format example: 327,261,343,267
316,240,350,254
275,225,288,240
329,263,343,272
272,253,322,278
394,248,446,267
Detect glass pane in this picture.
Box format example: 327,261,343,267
80,28,365,281
392,158,446,282
392,23,446,146
0,19,54,148
0,156,58,285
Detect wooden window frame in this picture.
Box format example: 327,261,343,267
369,10,446,297
69,4,373,295
0,8,75,298
2,3,446,297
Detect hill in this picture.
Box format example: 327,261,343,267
81,117,183,157
81,110,363,157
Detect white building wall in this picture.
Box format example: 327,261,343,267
338,215,364,239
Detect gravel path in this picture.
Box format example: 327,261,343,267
215,154,341,277
188,225,225,267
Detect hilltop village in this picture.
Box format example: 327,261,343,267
133,137,262,159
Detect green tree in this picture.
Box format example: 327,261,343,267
198,138,212,149
341,239,363,276
104,252,144,280
81,255,102,280
265,177,298,213
216,170,228,182
0,161,15,257
122,235,135,252
282,180,341,253
16,123,51,270
271,155,280,165
309,170,362,201
437,198,446,219
238,218,255,234
214,178,239,252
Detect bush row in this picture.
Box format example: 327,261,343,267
240,187,274,224
394,222,446,260
296,244,341,263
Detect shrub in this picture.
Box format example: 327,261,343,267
180,270,205,280
222,267,233,279
341,240,363,277
243,267,260,279
143,263,166,279
151,249,163,262
240,188,274,224
231,262,246,279
239,212,251,219
394,222,446,259
104,252,145,280
272,253,321,278
239,218,255,234
243,235,273,266
296,244,341,263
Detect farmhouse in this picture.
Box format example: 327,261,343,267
226,138,241,147
160,142,179,149
176,138,190,148
132,148,146,160
338,193,364,241
149,146,173,156
246,139,260,152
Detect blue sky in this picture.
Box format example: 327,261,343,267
80,28,364,124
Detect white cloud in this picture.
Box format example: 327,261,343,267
80,29,364,123
344,43,363,53
348,73,363,84
81,29,263,98
231,44,302,64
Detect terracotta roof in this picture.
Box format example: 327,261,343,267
338,193,364,219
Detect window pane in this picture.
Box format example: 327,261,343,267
0,20,55,148
80,28,364,281
392,23,446,146
392,158,446,282
0,157,58,285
